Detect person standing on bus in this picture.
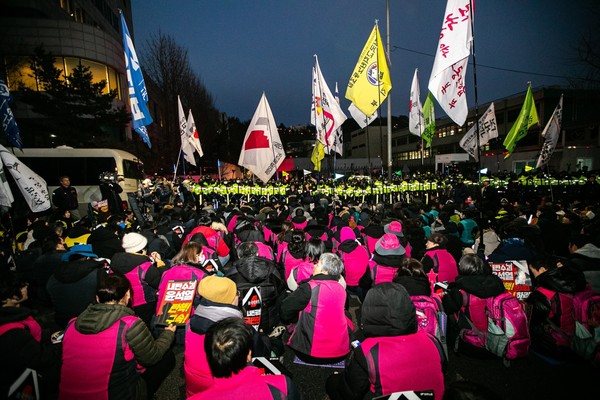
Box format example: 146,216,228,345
52,176,80,220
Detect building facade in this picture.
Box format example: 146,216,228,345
0,0,135,146
349,86,600,175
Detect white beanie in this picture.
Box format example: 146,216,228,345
122,232,148,253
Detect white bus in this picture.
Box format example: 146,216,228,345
10,146,144,213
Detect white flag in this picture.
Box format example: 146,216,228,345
178,96,196,166
428,0,473,126
409,68,424,137
238,93,285,183
187,110,204,158
0,162,14,208
459,103,498,161
331,82,343,156
303,169,312,176
0,145,50,212
312,56,347,153
348,102,377,129
536,95,563,169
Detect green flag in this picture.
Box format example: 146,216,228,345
422,92,435,148
311,141,324,171
503,85,539,158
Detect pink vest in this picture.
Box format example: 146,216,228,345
188,366,290,400
360,333,445,399
184,328,213,397
340,245,370,286
255,242,274,261
369,261,398,286
425,248,458,283
288,279,350,358
123,261,156,307
60,315,141,400
0,315,42,342
291,261,314,286
282,250,305,280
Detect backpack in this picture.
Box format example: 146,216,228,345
411,294,448,357
571,288,600,362
537,288,576,348
458,291,530,364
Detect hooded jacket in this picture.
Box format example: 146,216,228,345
568,243,600,293
87,227,124,259
326,283,445,400
232,256,286,333
46,259,107,328
60,303,174,400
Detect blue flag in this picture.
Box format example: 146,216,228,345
0,80,23,150
120,11,152,147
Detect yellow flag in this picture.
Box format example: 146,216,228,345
346,24,392,117
311,141,325,171
282,171,289,177
524,165,534,172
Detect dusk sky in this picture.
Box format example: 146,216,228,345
131,0,597,126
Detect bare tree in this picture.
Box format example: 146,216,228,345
141,31,219,173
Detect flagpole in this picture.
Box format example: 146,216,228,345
469,0,482,182
386,0,392,181
468,0,485,253
374,19,385,179
173,145,183,182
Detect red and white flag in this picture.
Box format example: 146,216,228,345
312,55,347,153
428,0,473,126
186,110,203,158
238,93,285,183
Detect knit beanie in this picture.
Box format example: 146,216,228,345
198,276,237,304
121,232,148,254
375,233,406,256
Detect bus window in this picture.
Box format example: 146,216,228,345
123,159,144,180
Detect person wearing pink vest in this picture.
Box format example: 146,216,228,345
281,230,306,280
361,234,406,290
280,253,351,364
326,282,446,400
337,226,370,301
111,232,163,327
154,242,213,344
0,273,60,398
188,317,300,400
421,233,459,287
59,275,175,400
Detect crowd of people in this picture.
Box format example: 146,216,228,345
1,171,599,399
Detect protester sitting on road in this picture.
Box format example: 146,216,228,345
287,237,326,291
280,253,352,364
188,317,301,399
422,232,459,287
59,274,175,400
185,275,273,396
360,233,406,290
111,232,163,327
0,272,61,398
526,255,587,361
326,282,445,400
153,241,215,344
442,254,506,358
46,244,108,328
